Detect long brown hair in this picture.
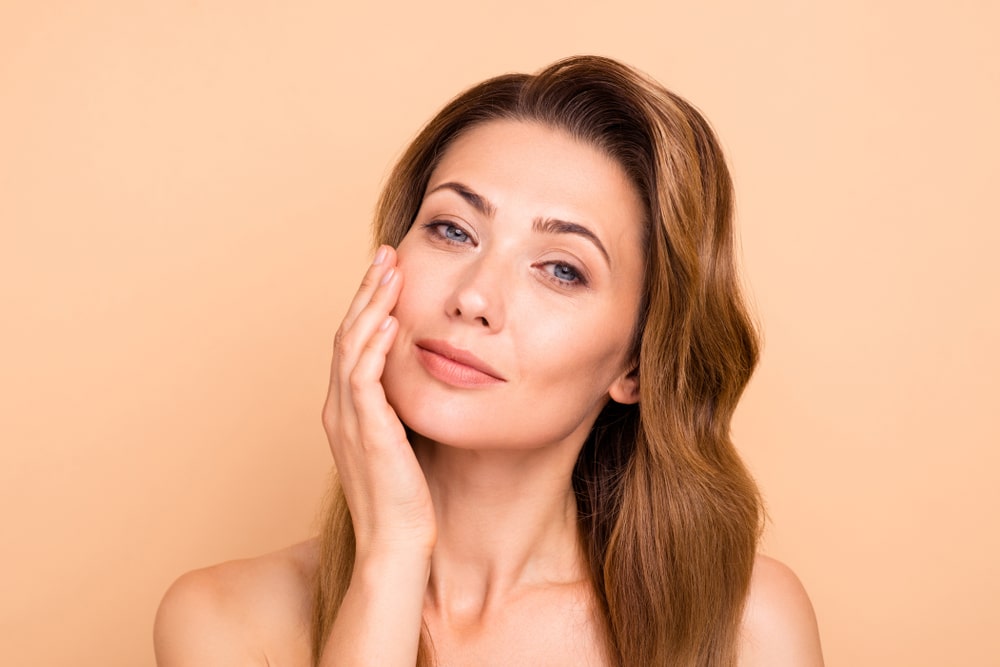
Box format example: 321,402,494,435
313,55,762,666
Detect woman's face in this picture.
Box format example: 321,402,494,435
382,119,646,451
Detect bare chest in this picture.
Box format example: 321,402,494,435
424,595,610,667
257,613,607,667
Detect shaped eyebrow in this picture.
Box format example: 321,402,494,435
426,181,496,218
425,180,611,268
532,217,611,268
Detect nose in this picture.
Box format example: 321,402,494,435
445,256,505,330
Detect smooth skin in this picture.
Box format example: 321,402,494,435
154,121,823,666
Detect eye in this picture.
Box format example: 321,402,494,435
443,224,469,243
543,261,588,288
423,221,473,245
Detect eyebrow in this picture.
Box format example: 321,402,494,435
532,217,611,268
426,180,612,268
427,181,496,218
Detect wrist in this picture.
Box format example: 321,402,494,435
347,548,431,622
355,527,437,564
354,542,433,580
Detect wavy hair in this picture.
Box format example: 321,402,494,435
313,55,762,666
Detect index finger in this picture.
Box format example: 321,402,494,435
338,245,397,334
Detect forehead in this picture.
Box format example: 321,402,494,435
426,119,646,259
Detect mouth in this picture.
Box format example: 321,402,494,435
415,339,507,388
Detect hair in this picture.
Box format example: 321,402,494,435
312,55,762,666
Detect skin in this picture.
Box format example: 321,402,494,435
154,121,824,666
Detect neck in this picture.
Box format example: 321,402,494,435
413,435,589,620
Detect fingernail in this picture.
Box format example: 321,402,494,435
373,246,387,265
380,315,393,331
380,267,395,285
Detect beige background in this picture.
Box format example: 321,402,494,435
2,1,998,665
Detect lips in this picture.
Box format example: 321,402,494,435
415,339,506,387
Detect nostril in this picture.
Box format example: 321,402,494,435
478,317,490,327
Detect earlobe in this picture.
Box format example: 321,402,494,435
608,368,640,405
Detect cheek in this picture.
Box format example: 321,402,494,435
391,256,441,325
520,306,631,391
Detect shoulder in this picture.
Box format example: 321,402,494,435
153,539,319,667
738,554,824,667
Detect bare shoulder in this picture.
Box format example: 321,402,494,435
153,539,320,667
738,554,824,667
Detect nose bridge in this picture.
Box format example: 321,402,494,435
447,246,506,329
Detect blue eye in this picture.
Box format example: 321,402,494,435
543,261,589,288
443,224,469,243
423,221,472,245
551,263,580,283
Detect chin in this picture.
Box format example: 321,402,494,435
387,391,491,450
390,392,597,456
382,350,604,452
382,350,499,449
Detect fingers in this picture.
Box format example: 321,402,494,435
350,315,407,446
325,245,405,447
333,246,403,379
321,249,436,557
340,245,396,334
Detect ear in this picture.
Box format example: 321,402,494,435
608,366,640,405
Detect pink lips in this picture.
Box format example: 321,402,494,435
415,339,506,388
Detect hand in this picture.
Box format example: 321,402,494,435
322,245,436,559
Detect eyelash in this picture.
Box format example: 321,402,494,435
422,220,472,246
541,261,588,288
421,220,590,289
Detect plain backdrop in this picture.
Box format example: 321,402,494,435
2,1,998,665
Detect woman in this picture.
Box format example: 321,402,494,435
155,56,823,666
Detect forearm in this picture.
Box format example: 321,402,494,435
319,550,431,666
